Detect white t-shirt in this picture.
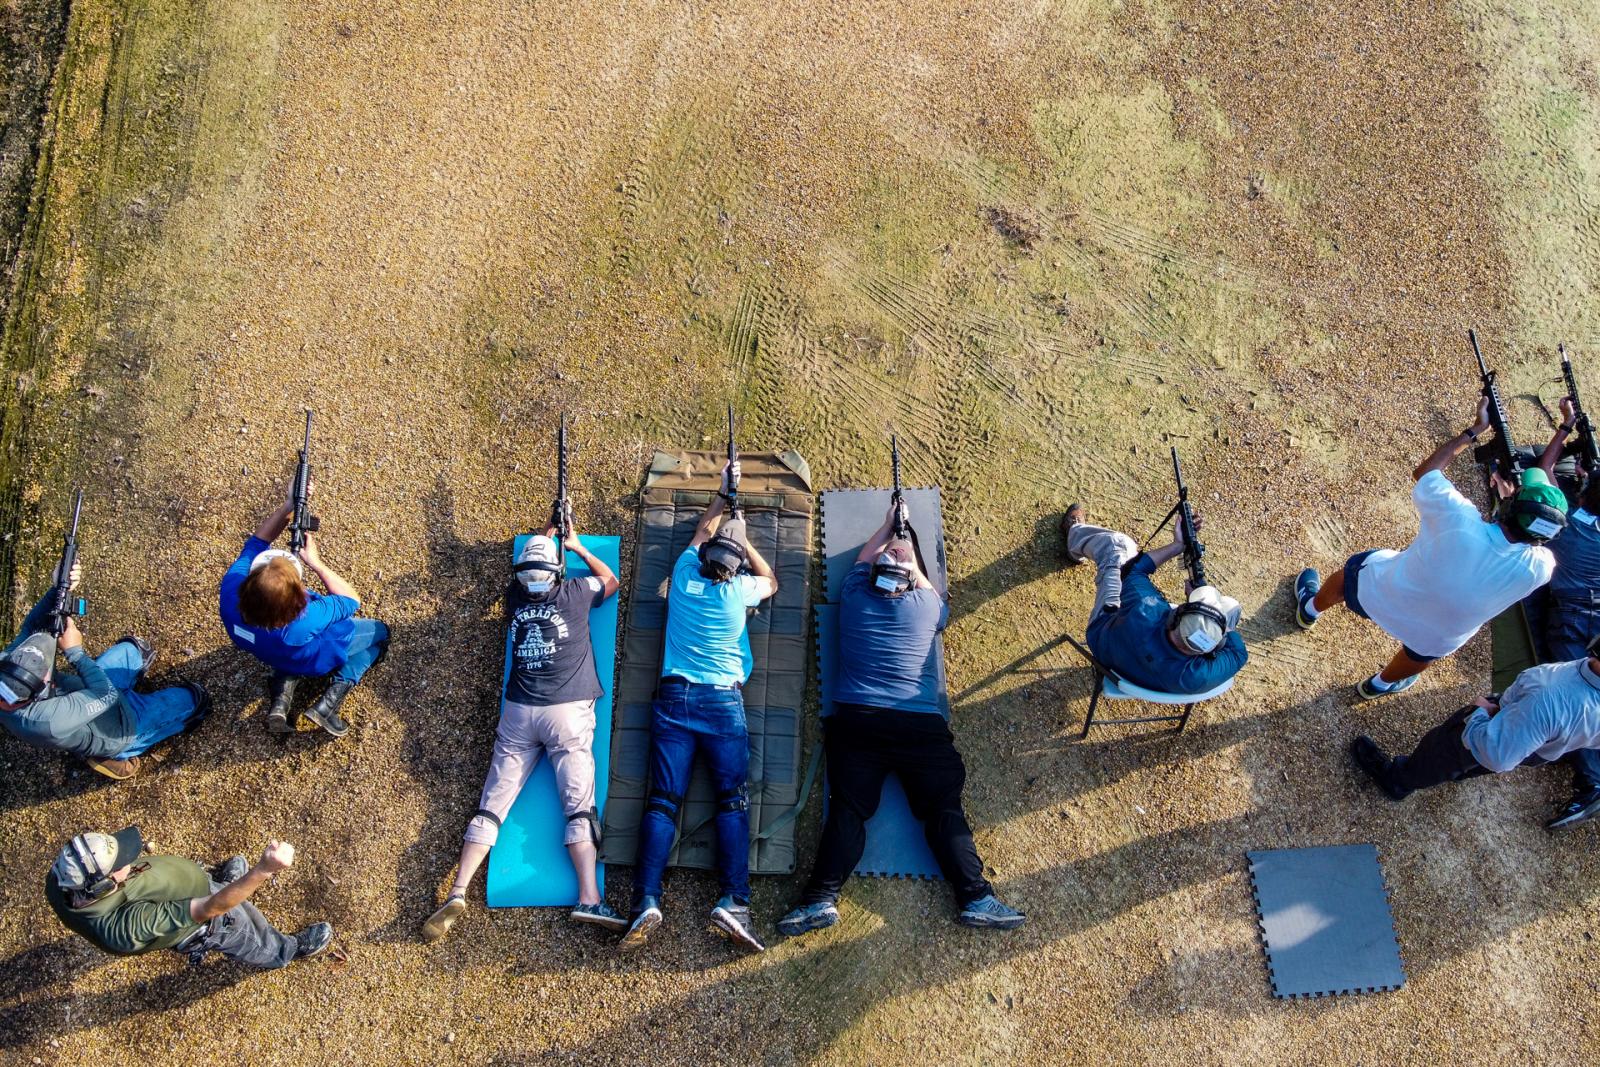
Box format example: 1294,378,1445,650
1355,470,1555,658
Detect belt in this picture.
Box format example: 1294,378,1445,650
660,675,742,691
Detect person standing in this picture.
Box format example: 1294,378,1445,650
621,460,776,953
422,523,625,941
778,502,1024,938
1294,399,1562,699
219,483,388,736
0,561,207,780
45,826,332,968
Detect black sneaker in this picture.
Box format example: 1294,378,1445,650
304,679,354,737
119,635,156,683
266,672,299,734
1547,789,1600,832
213,855,249,884
292,922,334,960
1350,736,1411,801
183,682,212,723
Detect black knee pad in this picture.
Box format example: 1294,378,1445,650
646,788,682,820
716,785,749,814
471,808,503,831
565,807,601,844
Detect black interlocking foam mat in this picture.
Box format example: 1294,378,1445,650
1247,844,1406,998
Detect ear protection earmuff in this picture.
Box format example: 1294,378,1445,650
1504,498,1568,541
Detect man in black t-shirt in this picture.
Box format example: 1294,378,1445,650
422,525,621,942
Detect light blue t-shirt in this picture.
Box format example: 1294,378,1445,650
660,548,763,686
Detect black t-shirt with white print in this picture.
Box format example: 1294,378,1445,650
504,576,606,706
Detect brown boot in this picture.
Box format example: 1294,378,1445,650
85,755,140,780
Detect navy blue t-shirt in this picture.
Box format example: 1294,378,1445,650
1086,554,1246,694
504,577,607,706
832,563,949,716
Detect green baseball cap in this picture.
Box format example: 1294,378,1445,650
1512,469,1569,538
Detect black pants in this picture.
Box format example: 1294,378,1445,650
801,706,992,907
1389,705,1544,794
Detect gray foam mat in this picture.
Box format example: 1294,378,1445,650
821,487,946,600
1247,845,1406,999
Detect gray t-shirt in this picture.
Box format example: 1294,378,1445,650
832,563,948,716
504,577,606,706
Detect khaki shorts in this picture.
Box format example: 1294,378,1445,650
466,698,597,847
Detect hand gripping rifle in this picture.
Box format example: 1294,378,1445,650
725,404,741,519
49,489,87,637
1559,344,1599,475
1470,329,1522,492
288,410,320,554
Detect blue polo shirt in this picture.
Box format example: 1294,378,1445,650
219,536,358,676
659,548,763,686
832,563,948,716
1086,554,1246,694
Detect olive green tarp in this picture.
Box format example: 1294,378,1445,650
1490,602,1539,695
598,449,816,875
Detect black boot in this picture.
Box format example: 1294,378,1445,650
292,922,334,960
1350,736,1411,801
265,672,299,734
304,679,354,737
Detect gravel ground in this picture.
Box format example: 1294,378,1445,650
1,0,1598,1064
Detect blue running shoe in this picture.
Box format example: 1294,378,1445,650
709,895,765,953
570,902,628,932
1295,568,1322,629
620,897,662,951
957,895,1026,930
776,901,840,938
1356,673,1418,701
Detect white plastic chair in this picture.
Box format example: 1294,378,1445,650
1065,634,1235,738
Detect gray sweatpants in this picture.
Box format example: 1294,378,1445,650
1067,522,1140,617
466,698,598,847
178,879,298,969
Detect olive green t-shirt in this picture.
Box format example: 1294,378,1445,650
45,855,208,955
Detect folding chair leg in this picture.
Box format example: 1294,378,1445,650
1174,702,1196,733
1081,675,1104,739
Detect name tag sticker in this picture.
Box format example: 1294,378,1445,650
686,580,706,595
874,575,901,591
1187,631,1219,652
1527,517,1562,539
231,625,256,644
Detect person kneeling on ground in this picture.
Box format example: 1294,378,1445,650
0,561,208,781
1522,399,1600,829
422,522,624,941
1058,504,1246,694
1294,398,1561,700
46,826,333,968
1350,637,1600,818
219,482,389,737
778,502,1024,938
623,460,777,954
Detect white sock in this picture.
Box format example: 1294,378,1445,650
1366,673,1395,692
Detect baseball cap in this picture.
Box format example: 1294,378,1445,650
51,826,143,890
1513,469,1569,539
515,535,562,592
0,632,56,705
1172,587,1229,655
699,518,749,578
248,548,304,577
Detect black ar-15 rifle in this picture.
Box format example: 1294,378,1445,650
890,434,910,541
49,489,86,637
1559,344,1599,475
1170,447,1207,589
1470,329,1522,494
552,412,572,540
288,410,319,554
726,404,741,519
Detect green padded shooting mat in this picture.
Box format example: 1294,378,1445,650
1490,602,1539,695
599,448,815,875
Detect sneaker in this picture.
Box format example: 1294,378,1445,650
570,902,628,932
1357,674,1418,701
776,901,839,938
1350,736,1411,801
1059,504,1086,565
421,895,467,943
1294,568,1321,629
1547,789,1600,832
304,679,354,737
118,635,155,683
84,755,140,781
620,897,662,950
266,672,299,734
957,895,1026,930
182,681,213,722
292,922,334,960
709,895,765,952
214,855,249,884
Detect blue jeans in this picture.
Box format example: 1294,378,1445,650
1571,748,1600,794
634,679,751,905
100,641,206,759
336,620,389,684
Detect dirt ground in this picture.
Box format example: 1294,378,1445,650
2,0,1598,1063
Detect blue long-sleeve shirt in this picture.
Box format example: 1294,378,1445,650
218,536,358,676
1463,658,1600,772
0,594,135,757
1086,554,1247,694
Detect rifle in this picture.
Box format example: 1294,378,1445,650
1470,329,1522,489
890,434,910,540
726,404,741,518
1559,344,1599,474
288,410,319,554
1170,447,1207,589
49,489,86,637
552,412,572,541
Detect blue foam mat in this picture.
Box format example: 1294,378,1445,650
1247,844,1406,998
485,535,620,908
